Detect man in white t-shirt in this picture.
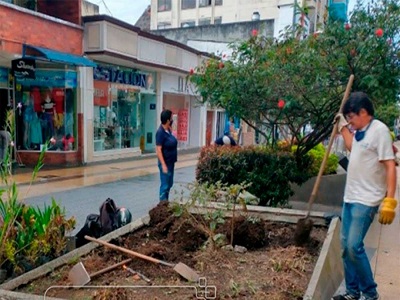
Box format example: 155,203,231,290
332,92,397,300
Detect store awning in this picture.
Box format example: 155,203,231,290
22,44,96,67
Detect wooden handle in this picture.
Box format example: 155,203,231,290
84,235,174,267
306,74,354,215
90,258,132,278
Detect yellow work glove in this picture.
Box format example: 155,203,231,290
378,197,397,225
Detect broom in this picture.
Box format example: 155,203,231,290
294,74,354,246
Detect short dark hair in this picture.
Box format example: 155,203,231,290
160,109,172,125
343,92,374,117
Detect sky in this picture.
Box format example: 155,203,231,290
89,0,358,26
88,0,151,25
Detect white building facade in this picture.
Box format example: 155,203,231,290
152,0,328,36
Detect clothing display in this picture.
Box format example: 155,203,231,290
15,86,75,151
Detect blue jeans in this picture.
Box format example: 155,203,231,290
158,162,175,201
341,202,379,298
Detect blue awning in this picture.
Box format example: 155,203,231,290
22,44,96,67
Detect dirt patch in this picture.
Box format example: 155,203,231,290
16,203,327,299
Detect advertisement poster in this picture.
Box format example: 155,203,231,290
177,109,188,141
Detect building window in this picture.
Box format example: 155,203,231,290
181,0,196,10
199,18,211,26
215,0,223,5
158,0,171,12
214,16,222,24
181,20,196,27
199,0,212,7
157,22,172,29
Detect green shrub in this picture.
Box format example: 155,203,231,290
306,143,339,176
196,145,311,207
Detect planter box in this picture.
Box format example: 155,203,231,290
0,207,344,300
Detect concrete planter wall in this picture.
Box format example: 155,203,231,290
289,173,346,209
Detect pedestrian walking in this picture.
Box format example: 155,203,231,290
155,109,178,201
333,92,397,300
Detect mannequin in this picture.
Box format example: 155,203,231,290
41,92,55,140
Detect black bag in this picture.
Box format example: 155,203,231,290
99,198,119,235
75,214,102,248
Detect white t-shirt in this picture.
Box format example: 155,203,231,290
344,119,395,207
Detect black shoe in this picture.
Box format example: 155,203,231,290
332,293,360,300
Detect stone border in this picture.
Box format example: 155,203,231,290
0,216,150,292
0,208,343,299
304,217,343,299
187,202,328,225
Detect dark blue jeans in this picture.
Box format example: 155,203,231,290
341,202,379,298
158,162,175,201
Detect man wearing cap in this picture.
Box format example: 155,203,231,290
214,132,237,146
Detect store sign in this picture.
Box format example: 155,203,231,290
94,81,109,106
16,70,77,88
12,58,36,79
177,109,188,141
94,65,147,88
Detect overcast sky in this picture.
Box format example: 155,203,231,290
88,0,150,25
89,0,358,26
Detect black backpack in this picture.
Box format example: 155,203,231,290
99,198,119,235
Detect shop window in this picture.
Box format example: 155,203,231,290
93,83,143,152
14,70,78,152
158,0,171,12
181,0,195,10
199,0,211,7
215,0,223,5
181,20,195,28
157,22,172,29
199,18,211,26
214,16,222,24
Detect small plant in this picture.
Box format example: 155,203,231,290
0,110,75,277
173,181,251,249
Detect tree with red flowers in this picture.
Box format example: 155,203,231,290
189,0,400,160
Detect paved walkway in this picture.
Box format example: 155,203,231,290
2,149,399,298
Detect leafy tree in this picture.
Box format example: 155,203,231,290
189,0,400,162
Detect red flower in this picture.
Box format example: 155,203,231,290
375,28,383,37
278,99,285,109
189,68,194,75
345,23,351,30
251,29,258,37
218,62,224,69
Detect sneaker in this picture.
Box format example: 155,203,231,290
332,293,360,300
360,294,379,300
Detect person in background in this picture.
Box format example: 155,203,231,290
214,131,237,146
333,92,397,300
155,109,178,201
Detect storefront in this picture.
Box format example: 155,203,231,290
12,45,96,166
160,73,205,149
90,63,157,161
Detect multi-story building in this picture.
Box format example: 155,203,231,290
0,0,207,167
151,0,329,35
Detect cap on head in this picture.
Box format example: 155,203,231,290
222,135,231,145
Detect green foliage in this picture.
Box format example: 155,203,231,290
196,145,312,207
189,0,400,164
0,110,75,275
304,143,339,176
